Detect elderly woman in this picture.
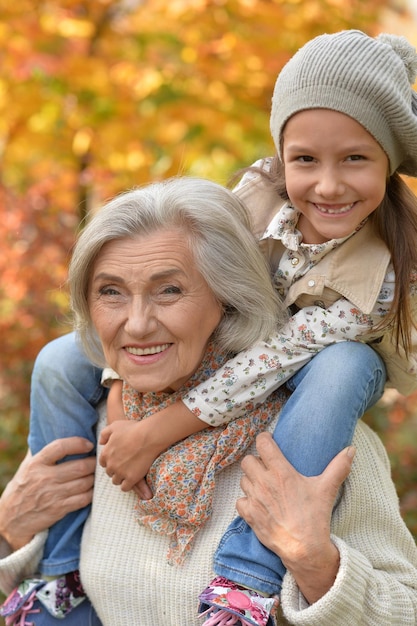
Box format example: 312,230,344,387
1,177,417,626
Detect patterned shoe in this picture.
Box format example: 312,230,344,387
198,576,279,626
0,579,43,626
0,571,86,623
200,606,252,625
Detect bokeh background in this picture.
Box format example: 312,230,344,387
1,2,416,608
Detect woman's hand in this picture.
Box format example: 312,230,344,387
0,437,96,552
236,432,355,604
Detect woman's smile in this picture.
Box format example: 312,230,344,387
125,343,171,357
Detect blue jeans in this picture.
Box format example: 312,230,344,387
213,341,386,596
29,333,106,577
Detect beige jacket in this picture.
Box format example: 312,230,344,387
236,175,417,396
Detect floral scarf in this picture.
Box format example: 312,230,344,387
122,341,285,565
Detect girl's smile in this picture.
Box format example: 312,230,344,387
313,202,355,215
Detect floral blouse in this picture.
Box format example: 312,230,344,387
181,169,394,426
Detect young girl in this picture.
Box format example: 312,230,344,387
196,29,417,625
3,29,416,626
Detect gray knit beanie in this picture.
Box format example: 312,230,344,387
270,30,417,176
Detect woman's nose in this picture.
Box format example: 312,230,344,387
124,298,158,337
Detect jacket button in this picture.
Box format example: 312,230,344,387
307,280,315,287
314,300,325,308
291,257,299,266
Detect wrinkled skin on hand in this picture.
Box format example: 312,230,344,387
236,432,355,604
0,437,96,551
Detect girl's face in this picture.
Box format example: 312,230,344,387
282,109,389,244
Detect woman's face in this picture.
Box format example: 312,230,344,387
282,109,389,244
88,229,223,393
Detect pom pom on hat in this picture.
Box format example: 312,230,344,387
270,30,417,176
377,33,417,84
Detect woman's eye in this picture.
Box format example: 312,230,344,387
161,285,181,295
99,286,120,296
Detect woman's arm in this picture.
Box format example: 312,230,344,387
236,433,354,603
0,437,96,593
238,427,417,625
0,437,95,551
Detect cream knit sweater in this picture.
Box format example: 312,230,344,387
1,410,417,625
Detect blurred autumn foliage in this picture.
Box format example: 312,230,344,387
0,0,416,550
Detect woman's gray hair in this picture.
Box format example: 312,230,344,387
69,176,286,365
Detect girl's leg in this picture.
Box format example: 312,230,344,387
274,341,386,475
28,332,107,577
29,332,105,455
209,342,386,598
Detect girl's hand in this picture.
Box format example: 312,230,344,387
236,432,355,604
99,399,209,499
99,420,157,499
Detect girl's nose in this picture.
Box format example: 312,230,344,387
315,167,345,198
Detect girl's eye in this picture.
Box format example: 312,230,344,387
296,155,314,163
347,154,365,161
